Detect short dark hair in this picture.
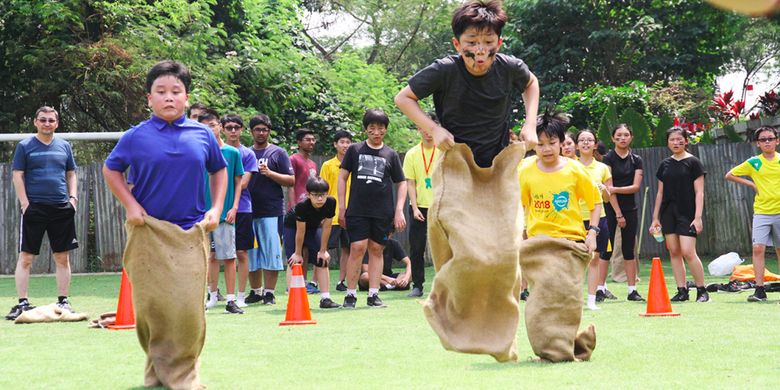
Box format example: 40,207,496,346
333,130,353,143
306,177,330,193
363,108,389,129
146,60,192,93
595,140,607,156
197,108,220,123
249,114,272,130
536,111,570,143
755,126,778,141
221,114,243,127
612,123,633,136
35,106,59,121
295,128,315,141
188,102,207,117
452,0,507,39
666,126,688,143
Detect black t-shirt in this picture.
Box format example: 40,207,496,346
341,141,405,219
656,155,705,220
603,150,644,211
283,197,336,230
408,54,532,168
362,238,407,276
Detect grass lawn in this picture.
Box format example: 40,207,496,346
1,258,779,389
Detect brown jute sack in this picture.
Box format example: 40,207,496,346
14,303,89,324
424,143,526,363
123,216,208,390
519,234,596,362
610,229,628,282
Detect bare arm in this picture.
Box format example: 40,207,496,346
318,221,333,266
724,171,757,192
288,221,306,265
692,175,705,233
520,73,540,150
407,178,424,221
66,170,78,209
337,168,349,227
395,86,454,150
12,171,29,212
225,174,242,224
394,180,408,232
204,168,227,232
287,187,296,210
240,171,252,190
650,180,663,232
102,165,146,226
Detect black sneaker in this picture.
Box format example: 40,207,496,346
595,290,606,302
225,301,244,314
56,298,73,312
747,287,767,302
343,294,357,309
724,280,741,293
216,288,226,301
696,288,710,303
245,290,263,304
367,295,387,308
627,290,646,302
603,289,618,300
319,297,341,309
335,280,347,292
670,288,689,302
408,287,423,298
5,302,34,321
262,292,276,305
520,289,529,301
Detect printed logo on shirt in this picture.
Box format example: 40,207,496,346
552,191,570,212
748,156,762,171
357,154,386,183
257,157,269,167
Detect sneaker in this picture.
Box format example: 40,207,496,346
627,290,645,302
225,301,244,314
217,288,226,301
335,280,347,292
236,298,248,308
595,290,606,302
520,289,529,301
262,292,276,305
245,290,263,304
747,287,767,302
724,280,741,293
56,299,73,312
306,282,320,294
343,294,357,309
670,289,689,302
408,287,423,298
319,297,341,309
205,298,218,310
366,295,387,308
603,289,618,300
5,302,34,321
696,288,710,303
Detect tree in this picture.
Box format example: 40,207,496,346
722,17,780,110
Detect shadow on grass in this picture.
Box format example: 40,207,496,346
470,358,574,370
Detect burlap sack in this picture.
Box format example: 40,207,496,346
424,143,526,363
14,303,88,324
519,234,596,362
610,229,627,282
123,216,208,390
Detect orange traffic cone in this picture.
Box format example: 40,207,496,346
279,263,316,326
108,269,136,330
640,257,680,317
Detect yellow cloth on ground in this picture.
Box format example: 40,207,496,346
123,216,208,390
730,264,780,281
14,303,88,324
424,143,526,363
321,156,349,225
519,234,596,362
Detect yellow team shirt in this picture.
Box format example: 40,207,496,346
578,159,610,220
520,158,598,241
320,156,350,225
402,143,439,209
730,154,780,214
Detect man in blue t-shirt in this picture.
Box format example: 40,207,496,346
6,106,79,321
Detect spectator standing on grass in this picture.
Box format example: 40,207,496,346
245,114,294,305
320,130,354,292
725,126,780,302
402,111,441,298
649,127,709,303
6,106,79,321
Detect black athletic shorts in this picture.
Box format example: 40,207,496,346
660,206,697,237
20,202,78,255
327,225,350,249
584,219,611,255
346,216,392,246
235,212,255,250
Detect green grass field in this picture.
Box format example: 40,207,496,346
1,259,778,389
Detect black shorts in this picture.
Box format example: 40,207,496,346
346,216,392,246
327,225,350,249
660,206,697,237
584,219,611,256
20,202,78,255
235,212,254,250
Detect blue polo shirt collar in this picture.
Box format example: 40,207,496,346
150,114,187,130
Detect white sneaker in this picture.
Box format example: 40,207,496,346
236,298,248,308
586,303,600,311
205,298,218,310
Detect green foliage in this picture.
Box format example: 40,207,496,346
597,104,618,148
723,124,743,143
557,81,651,130
654,114,675,147
619,108,652,148
647,81,714,124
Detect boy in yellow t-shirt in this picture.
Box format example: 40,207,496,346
320,130,353,291
725,126,780,302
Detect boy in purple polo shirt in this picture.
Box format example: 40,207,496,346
103,60,227,389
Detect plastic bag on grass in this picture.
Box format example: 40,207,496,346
708,252,743,276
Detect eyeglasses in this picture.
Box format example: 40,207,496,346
309,193,328,199
36,118,57,123
757,137,777,143
224,125,242,132
252,126,270,132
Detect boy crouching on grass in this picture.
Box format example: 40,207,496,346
284,177,341,309
518,112,599,362
103,60,227,389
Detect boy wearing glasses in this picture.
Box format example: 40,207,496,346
284,177,340,308
726,126,780,302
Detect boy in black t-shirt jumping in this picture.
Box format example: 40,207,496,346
283,177,341,309
338,109,407,308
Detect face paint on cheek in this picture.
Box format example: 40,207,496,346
488,48,496,58
462,50,476,59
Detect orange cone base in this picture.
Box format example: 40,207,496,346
279,319,317,326
107,323,136,330
640,312,680,317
